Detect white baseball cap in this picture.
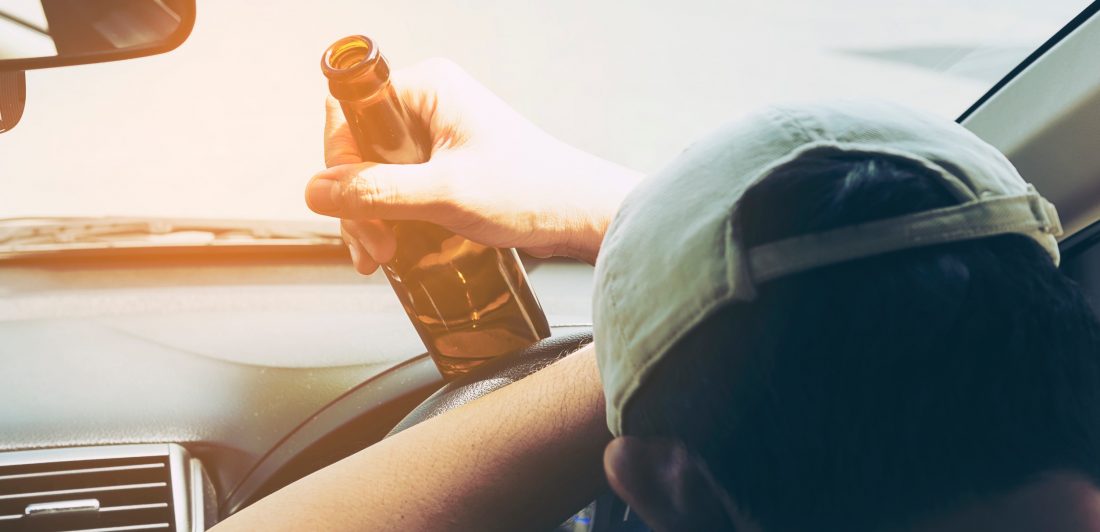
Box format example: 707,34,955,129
594,99,1063,435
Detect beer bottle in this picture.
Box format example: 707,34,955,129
321,35,551,377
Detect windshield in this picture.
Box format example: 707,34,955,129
0,0,1090,221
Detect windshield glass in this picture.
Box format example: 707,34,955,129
0,0,1090,221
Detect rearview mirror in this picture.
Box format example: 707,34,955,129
0,0,195,71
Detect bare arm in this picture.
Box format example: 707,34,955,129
211,344,609,531
237,58,634,531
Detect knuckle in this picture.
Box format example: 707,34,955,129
347,173,389,215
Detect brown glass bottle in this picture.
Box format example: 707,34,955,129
321,35,551,377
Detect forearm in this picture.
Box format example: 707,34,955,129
212,344,609,531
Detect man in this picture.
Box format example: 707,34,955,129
213,60,1100,531
594,100,1100,531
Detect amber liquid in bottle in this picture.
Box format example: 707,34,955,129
322,35,551,377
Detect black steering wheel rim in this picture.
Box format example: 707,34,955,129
386,330,593,438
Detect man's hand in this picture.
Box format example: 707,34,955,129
305,59,641,273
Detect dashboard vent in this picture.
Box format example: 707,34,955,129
0,444,210,532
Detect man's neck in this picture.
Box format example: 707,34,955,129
916,471,1100,532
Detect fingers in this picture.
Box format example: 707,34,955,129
305,159,454,223
341,223,378,275
326,60,465,166
341,219,397,265
324,96,363,168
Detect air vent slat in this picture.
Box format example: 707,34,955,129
0,481,168,501
60,524,170,532
100,503,169,513
0,463,164,481
0,444,201,532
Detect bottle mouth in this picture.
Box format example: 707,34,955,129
321,35,382,81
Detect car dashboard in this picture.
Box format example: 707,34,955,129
0,248,595,529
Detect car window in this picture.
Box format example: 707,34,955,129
0,0,1090,221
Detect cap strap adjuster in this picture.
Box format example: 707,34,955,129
747,192,1063,284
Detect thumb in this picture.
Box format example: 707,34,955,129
305,160,453,222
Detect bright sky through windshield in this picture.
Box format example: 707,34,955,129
0,0,1090,221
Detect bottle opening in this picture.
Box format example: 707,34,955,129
321,35,378,78
328,41,369,70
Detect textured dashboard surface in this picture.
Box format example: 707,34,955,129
0,253,593,501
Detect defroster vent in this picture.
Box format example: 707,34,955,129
0,444,211,532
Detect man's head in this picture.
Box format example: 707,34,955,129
593,102,1099,531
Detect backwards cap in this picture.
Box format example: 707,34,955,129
594,100,1062,435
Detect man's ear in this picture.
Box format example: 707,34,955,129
603,436,756,532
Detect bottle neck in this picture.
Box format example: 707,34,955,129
328,76,391,103
321,35,430,164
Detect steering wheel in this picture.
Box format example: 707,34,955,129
385,330,635,531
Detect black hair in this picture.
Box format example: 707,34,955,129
624,152,1100,532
